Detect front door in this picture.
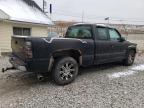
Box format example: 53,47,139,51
108,28,127,60
94,26,112,64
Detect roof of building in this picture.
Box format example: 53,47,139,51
0,0,53,25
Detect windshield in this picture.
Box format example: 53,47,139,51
66,25,92,39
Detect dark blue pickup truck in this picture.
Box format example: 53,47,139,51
8,24,137,85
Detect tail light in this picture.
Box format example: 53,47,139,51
24,41,33,58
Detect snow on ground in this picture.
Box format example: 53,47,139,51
131,64,144,71
0,0,53,25
108,70,136,78
108,64,144,79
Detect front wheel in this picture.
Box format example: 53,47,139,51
123,50,136,66
52,57,78,85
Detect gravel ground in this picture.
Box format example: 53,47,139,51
0,54,144,108
127,34,144,51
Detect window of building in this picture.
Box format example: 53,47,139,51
13,27,31,36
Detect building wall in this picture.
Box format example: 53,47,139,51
0,21,48,53
32,25,48,37
0,21,12,53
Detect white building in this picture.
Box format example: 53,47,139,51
0,0,53,53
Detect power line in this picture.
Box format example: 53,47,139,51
52,12,144,23
46,8,144,24
53,9,107,19
52,8,144,21
43,2,144,23
111,19,144,23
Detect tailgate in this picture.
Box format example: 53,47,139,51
11,36,26,59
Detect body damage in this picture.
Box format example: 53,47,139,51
31,37,94,66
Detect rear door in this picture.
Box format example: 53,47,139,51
66,25,95,66
94,26,112,64
108,28,127,60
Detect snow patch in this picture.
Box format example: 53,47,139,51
131,64,144,71
108,70,136,78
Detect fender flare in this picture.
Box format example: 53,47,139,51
127,45,137,53
48,49,82,72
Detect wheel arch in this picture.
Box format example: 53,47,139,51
48,49,82,72
127,45,137,53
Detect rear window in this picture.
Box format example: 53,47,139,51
66,25,92,39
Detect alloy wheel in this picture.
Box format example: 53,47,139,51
59,62,75,81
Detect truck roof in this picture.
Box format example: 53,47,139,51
73,23,115,29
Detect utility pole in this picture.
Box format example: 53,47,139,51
49,4,52,33
43,0,44,12
82,11,84,23
50,4,52,20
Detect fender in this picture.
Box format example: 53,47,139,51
127,44,137,52
48,56,54,72
48,49,82,72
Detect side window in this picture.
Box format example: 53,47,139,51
66,26,92,39
109,29,121,41
97,27,109,40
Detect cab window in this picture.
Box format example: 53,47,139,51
97,27,109,40
109,28,121,41
66,25,92,39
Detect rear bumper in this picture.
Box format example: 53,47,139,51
9,56,27,71
9,55,50,72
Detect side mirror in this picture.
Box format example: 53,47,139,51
120,37,126,42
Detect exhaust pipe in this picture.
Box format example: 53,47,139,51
37,74,45,81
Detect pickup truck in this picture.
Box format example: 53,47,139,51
8,24,137,85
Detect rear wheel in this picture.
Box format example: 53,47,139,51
123,50,136,66
52,57,78,85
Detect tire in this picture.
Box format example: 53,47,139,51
52,57,78,85
123,50,136,66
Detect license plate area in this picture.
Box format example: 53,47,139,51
10,56,25,67
9,56,26,71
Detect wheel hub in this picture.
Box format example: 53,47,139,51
60,62,75,80
128,53,135,63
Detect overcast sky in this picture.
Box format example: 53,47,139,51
43,0,144,25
